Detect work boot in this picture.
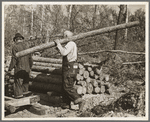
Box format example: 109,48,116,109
74,98,86,112
78,100,86,112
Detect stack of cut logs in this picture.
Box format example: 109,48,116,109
74,63,110,95
5,56,111,96
29,56,111,96
29,56,63,93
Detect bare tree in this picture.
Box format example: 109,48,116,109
68,5,73,30
125,5,128,41
93,5,97,29
114,5,126,50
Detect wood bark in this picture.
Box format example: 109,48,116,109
31,6,34,36
68,5,73,29
125,5,128,40
33,74,62,85
93,5,97,29
31,65,62,75
114,5,126,50
16,21,140,57
79,50,145,55
122,61,145,65
29,82,62,93
33,62,62,68
33,56,62,64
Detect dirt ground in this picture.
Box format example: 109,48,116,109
5,86,132,118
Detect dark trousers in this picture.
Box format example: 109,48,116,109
62,66,81,104
14,70,29,97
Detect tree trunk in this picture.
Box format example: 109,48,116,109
16,21,140,57
31,6,34,36
40,5,44,36
70,5,75,32
93,5,97,29
68,5,73,30
125,5,128,41
46,30,49,43
114,5,126,50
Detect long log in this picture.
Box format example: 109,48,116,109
79,50,145,55
122,61,145,65
33,62,62,68
6,70,62,80
31,71,62,78
29,82,62,93
33,56,103,66
31,65,62,75
16,21,140,57
33,74,62,85
33,56,62,64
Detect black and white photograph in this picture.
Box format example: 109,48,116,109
2,2,149,120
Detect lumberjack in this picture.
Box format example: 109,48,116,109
54,30,85,113
7,33,33,99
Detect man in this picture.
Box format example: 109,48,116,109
54,30,85,113
7,33,33,99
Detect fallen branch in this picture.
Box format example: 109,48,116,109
49,49,145,56
78,50,145,55
122,61,145,65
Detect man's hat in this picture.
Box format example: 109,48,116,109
64,30,73,38
13,33,24,42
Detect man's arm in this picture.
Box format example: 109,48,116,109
29,54,33,68
55,40,72,56
8,46,17,71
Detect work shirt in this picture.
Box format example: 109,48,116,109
8,42,33,74
57,41,77,62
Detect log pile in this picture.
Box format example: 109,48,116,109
5,56,124,97
29,56,113,96
74,63,111,96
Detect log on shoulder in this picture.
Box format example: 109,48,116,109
16,21,140,57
